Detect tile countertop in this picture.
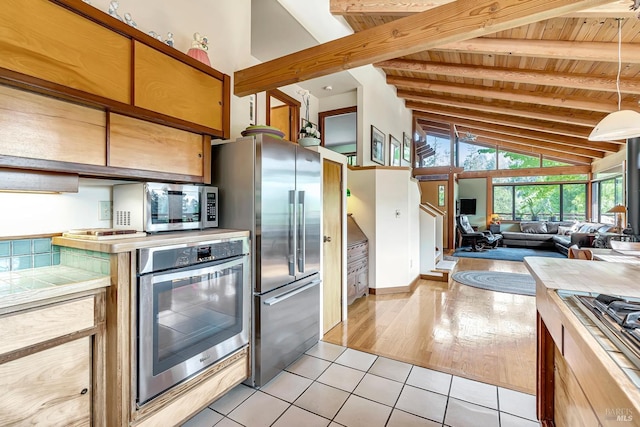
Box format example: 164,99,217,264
0,265,109,313
52,228,250,253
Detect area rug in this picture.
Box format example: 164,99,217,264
452,247,566,262
451,270,536,296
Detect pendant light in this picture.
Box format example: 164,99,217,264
588,19,640,141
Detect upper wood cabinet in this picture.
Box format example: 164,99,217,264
0,85,106,166
110,113,207,178
0,0,131,103
134,42,224,130
0,0,229,136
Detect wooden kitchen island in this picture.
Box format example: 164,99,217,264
525,257,640,427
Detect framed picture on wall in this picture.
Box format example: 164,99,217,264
402,132,411,163
389,134,401,166
371,125,385,165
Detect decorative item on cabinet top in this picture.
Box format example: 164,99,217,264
241,125,285,140
187,32,211,66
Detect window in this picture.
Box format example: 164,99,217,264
458,141,496,171
438,185,445,206
594,175,624,224
498,151,540,169
493,183,587,221
419,134,451,167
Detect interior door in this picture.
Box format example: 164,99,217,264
270,105,291,141
322,159,342,333
420,180,449,249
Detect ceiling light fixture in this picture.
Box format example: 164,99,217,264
323,85,333,91
589,19,640,141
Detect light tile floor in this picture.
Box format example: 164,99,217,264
183,342,540,427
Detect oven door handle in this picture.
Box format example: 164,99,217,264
263,280,320,306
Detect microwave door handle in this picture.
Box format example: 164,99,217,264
298,190,305,273
289,190,296,277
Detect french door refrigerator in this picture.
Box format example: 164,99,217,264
212,134,321,387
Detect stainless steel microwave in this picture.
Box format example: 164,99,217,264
113,183,218,232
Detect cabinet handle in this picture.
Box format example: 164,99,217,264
80,388,89,395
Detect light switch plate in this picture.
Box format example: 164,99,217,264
99,201,112,221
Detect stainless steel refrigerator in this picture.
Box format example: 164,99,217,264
211,134,321,387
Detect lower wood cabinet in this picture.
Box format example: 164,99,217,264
0,292,106,427
0,337,92,426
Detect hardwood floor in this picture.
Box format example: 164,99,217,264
322,257,536,395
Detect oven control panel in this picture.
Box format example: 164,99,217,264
139,238,248,274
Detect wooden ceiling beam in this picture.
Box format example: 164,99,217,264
454,126,601,161
330,0,633,19
382,60,640,94
398,90,601,127
433,37,640,63
408,102,619,141
414,112,621,151
460,164,592,179
388,76,639,113
234,0,614,96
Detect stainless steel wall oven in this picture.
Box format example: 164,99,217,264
135,236,249,406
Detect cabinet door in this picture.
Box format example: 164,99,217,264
134,42,224,130
0,337,92,426
0,85,106,165
109,113,205,177
0,0,131,103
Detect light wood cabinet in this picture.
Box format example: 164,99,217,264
0,0,131,103
134,42,224,130
0,337,92,426
0,293,105,427
0,85,106,166
109,113,208,178
0,0,230,183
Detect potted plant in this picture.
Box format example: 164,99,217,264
524,197,541,221
297,89,321,146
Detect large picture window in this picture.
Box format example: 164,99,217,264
493,183,587,222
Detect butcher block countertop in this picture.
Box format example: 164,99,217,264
525,256,640,426
52,228,250,253
525,256,640,298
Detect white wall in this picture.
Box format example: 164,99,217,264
0,179,116,236
458,178,488,228
347,168,419,289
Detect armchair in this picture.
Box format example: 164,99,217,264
456,215,503,251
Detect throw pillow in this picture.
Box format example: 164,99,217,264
546,222,559,234
557,225,572,235
520,222,548,233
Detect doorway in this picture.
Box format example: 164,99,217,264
322,159,343,333
319,106,357,165
266,89,300,142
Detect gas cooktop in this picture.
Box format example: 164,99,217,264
559,291,640,389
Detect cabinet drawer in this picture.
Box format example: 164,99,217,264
0,337,91,426
0,297,95,355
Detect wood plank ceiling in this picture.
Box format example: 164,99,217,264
334,0,640,166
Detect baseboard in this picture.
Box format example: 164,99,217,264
369,275,420,295
421,270,448,282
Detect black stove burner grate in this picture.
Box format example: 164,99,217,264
593,294,640,329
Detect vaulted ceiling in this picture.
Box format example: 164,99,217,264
237,0,640,166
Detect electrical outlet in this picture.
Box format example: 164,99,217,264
99,201,112,221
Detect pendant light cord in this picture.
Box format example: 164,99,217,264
617,18,622,111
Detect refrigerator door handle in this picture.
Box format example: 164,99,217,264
263,280,320,306
289,190,296,277
298,190,306,273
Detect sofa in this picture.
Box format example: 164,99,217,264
500,221,615,255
